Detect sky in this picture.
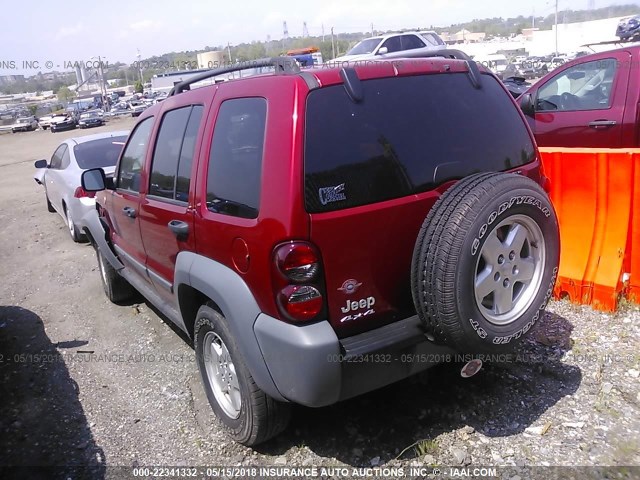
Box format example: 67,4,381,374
0,0,636,74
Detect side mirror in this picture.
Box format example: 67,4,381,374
81,168,107,192
34,159,48,169
520,93,535,117
377,47,388,55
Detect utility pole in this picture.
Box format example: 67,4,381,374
227,42,232,62
136,49,143,86
331,27,336,59
322,24,325,42
371,23,374,37
555,0,559,55
532,8,535,29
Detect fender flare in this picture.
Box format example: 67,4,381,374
81,210,123,271
174,251,285,402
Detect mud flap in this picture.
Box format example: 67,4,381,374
81,210,124,271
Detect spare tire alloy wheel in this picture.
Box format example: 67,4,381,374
411,173,560,353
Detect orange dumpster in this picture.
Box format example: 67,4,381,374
539,148,637,311
629,152,640,302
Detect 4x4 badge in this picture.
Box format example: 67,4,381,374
338,279,362,295
319,183,346,205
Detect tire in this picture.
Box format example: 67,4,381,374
64,206,86,243
96,248,134,303
411,173,560,353
194,305,291,446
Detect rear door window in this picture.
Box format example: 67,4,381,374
304,73,535,213
206,98,267,219
400,34,425,50
148,106,203,202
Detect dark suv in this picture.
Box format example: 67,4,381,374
81,55,560,446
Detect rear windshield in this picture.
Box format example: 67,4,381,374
304,73,535,213
73,135,128,169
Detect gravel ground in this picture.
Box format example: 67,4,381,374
0,120,639,479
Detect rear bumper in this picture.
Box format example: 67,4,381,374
254,314,455,407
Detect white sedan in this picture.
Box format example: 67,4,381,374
34,131,129,242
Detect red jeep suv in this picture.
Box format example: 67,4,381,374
81,54,560,446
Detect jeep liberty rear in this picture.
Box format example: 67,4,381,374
81,56,559,446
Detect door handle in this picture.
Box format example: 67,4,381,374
588,120,617,129
168,220,189,239
122,206,136,218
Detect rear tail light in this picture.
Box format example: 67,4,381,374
74,187,95,199
272,241,325,322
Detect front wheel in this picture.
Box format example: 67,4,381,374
194,305,291,446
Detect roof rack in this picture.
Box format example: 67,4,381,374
168,57,300,96
580,39,639,51
397,48,473,61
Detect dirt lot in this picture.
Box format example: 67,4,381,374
0,119,639,479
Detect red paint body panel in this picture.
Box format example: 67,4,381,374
522,47,640,148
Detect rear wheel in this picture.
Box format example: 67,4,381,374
97,248,134,303
195,305,291,446
64,207,86,243
411,173,560,353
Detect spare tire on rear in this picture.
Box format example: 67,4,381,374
411,172,559,353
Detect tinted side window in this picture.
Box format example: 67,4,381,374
176,106,204,202
207,98,266,219
61,148,71,169
50,144,67,169
400,35,425,50
149,107,191,200
149,106,203,201
305,74,536,213
380,36,402,53
537,58,617,112
117,117,153,193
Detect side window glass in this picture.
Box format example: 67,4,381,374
148,106,204,202
207,98,267,219
401,35,425,50
50,144,66,169
380,36,402,53
61,148,71,169
149,107,191,199
176,106,204,202
117,117,154,193
537,58,617,112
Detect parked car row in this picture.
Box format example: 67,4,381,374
9,109,108,133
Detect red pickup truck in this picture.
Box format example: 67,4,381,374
520,45,640,148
